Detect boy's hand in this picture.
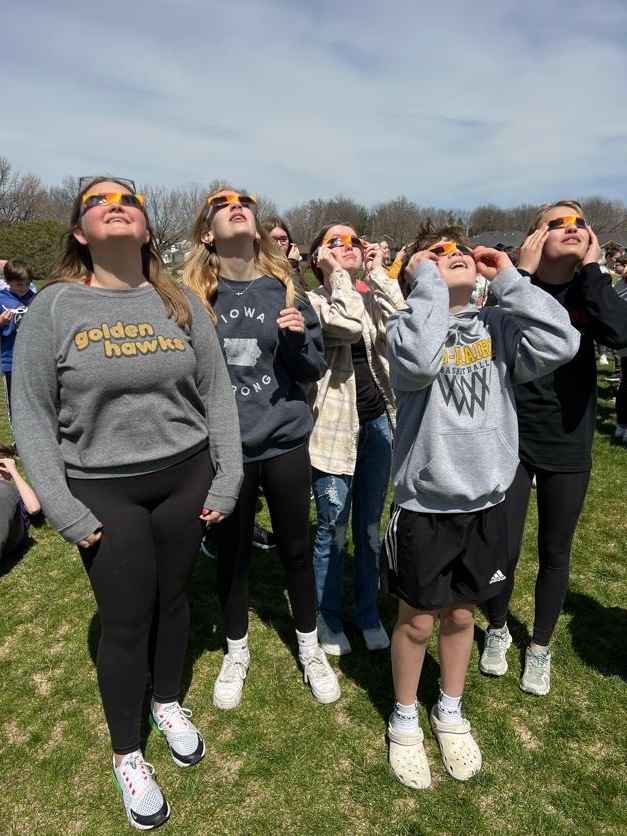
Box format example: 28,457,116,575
405,250,439,276
582,226,602,266
277,307,305,333
473,246,514,281
517,226,549,274
0,309,12,326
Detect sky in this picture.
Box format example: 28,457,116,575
2,0,626,212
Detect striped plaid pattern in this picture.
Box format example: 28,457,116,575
307,266,405,475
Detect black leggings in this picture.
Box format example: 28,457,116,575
213,445,316,639
486,460,590,646
69,448,212,755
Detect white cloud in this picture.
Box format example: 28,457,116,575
2,0,626,210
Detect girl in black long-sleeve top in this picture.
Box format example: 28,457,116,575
479,200,627,695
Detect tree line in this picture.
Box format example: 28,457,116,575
1,156,626,278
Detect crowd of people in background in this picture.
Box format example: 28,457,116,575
1,183,627,830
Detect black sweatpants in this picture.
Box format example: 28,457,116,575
213,444,316,639
69,448,212,755
486,460,590,646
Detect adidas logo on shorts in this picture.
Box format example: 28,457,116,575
489,569,506,584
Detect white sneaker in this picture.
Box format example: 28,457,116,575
520,646,551,695
362,622,390,651
113,752,170,831
300,646,341,704
479,625,512,676
213,651,249,710
150,700,205,767
316,614,351,656
599,353,609,365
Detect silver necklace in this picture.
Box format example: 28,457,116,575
219,276,257,297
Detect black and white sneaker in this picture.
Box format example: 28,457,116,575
150,701,205,767
252,523,275,550
113,751,170,830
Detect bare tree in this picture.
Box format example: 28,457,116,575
0,157,46,225
580,196,627,235
370,196,421,244
284,195,368,245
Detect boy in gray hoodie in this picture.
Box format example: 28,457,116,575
382,223,579,790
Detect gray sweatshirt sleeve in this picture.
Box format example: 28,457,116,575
11,290,102,543
386,260,451,391
186,294,243,514
485,268,581,383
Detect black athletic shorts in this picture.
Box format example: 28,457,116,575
380,501,509,611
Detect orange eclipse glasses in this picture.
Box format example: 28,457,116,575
81,192,145,212
428,241,472,257
546,216,587,230
322,234,366,250
205,193,258,209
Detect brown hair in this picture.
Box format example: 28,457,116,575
397,220,470,290
260,216,294,250
308,222,363,285
182,188,301,322
4,260,34,285
49,176,191,327
0,443,15,458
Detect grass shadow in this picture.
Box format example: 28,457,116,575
563,590,627,680
0,533,36,578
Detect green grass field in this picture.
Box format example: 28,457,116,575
1,370,625,835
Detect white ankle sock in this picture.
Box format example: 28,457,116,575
391,701,419,733
437,690,462,725
296,627,318,658
227,635,249,660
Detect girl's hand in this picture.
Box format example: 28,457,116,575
277,307,305,333
473,246,514,281
200,508,227,524
582,226,602,266
364,242,383,271
288,244,301,262
76,529,102,549
316,245,338,279
517,225,549,274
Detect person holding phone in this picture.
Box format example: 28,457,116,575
307,224,405,655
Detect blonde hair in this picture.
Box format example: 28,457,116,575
182,187,302,322
529,199,586,235
49,176,191,327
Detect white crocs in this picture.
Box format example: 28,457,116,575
429,706,482,781
387,720,431,789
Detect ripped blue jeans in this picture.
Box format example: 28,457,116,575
312,413,392,632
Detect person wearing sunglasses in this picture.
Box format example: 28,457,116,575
183,189,340,711
382,222,578,789
479,200,627,696
10,177,243,831
306,223,405,656
261,216,302,271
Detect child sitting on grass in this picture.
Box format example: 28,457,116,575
0,442,41,560
382,223,579,789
